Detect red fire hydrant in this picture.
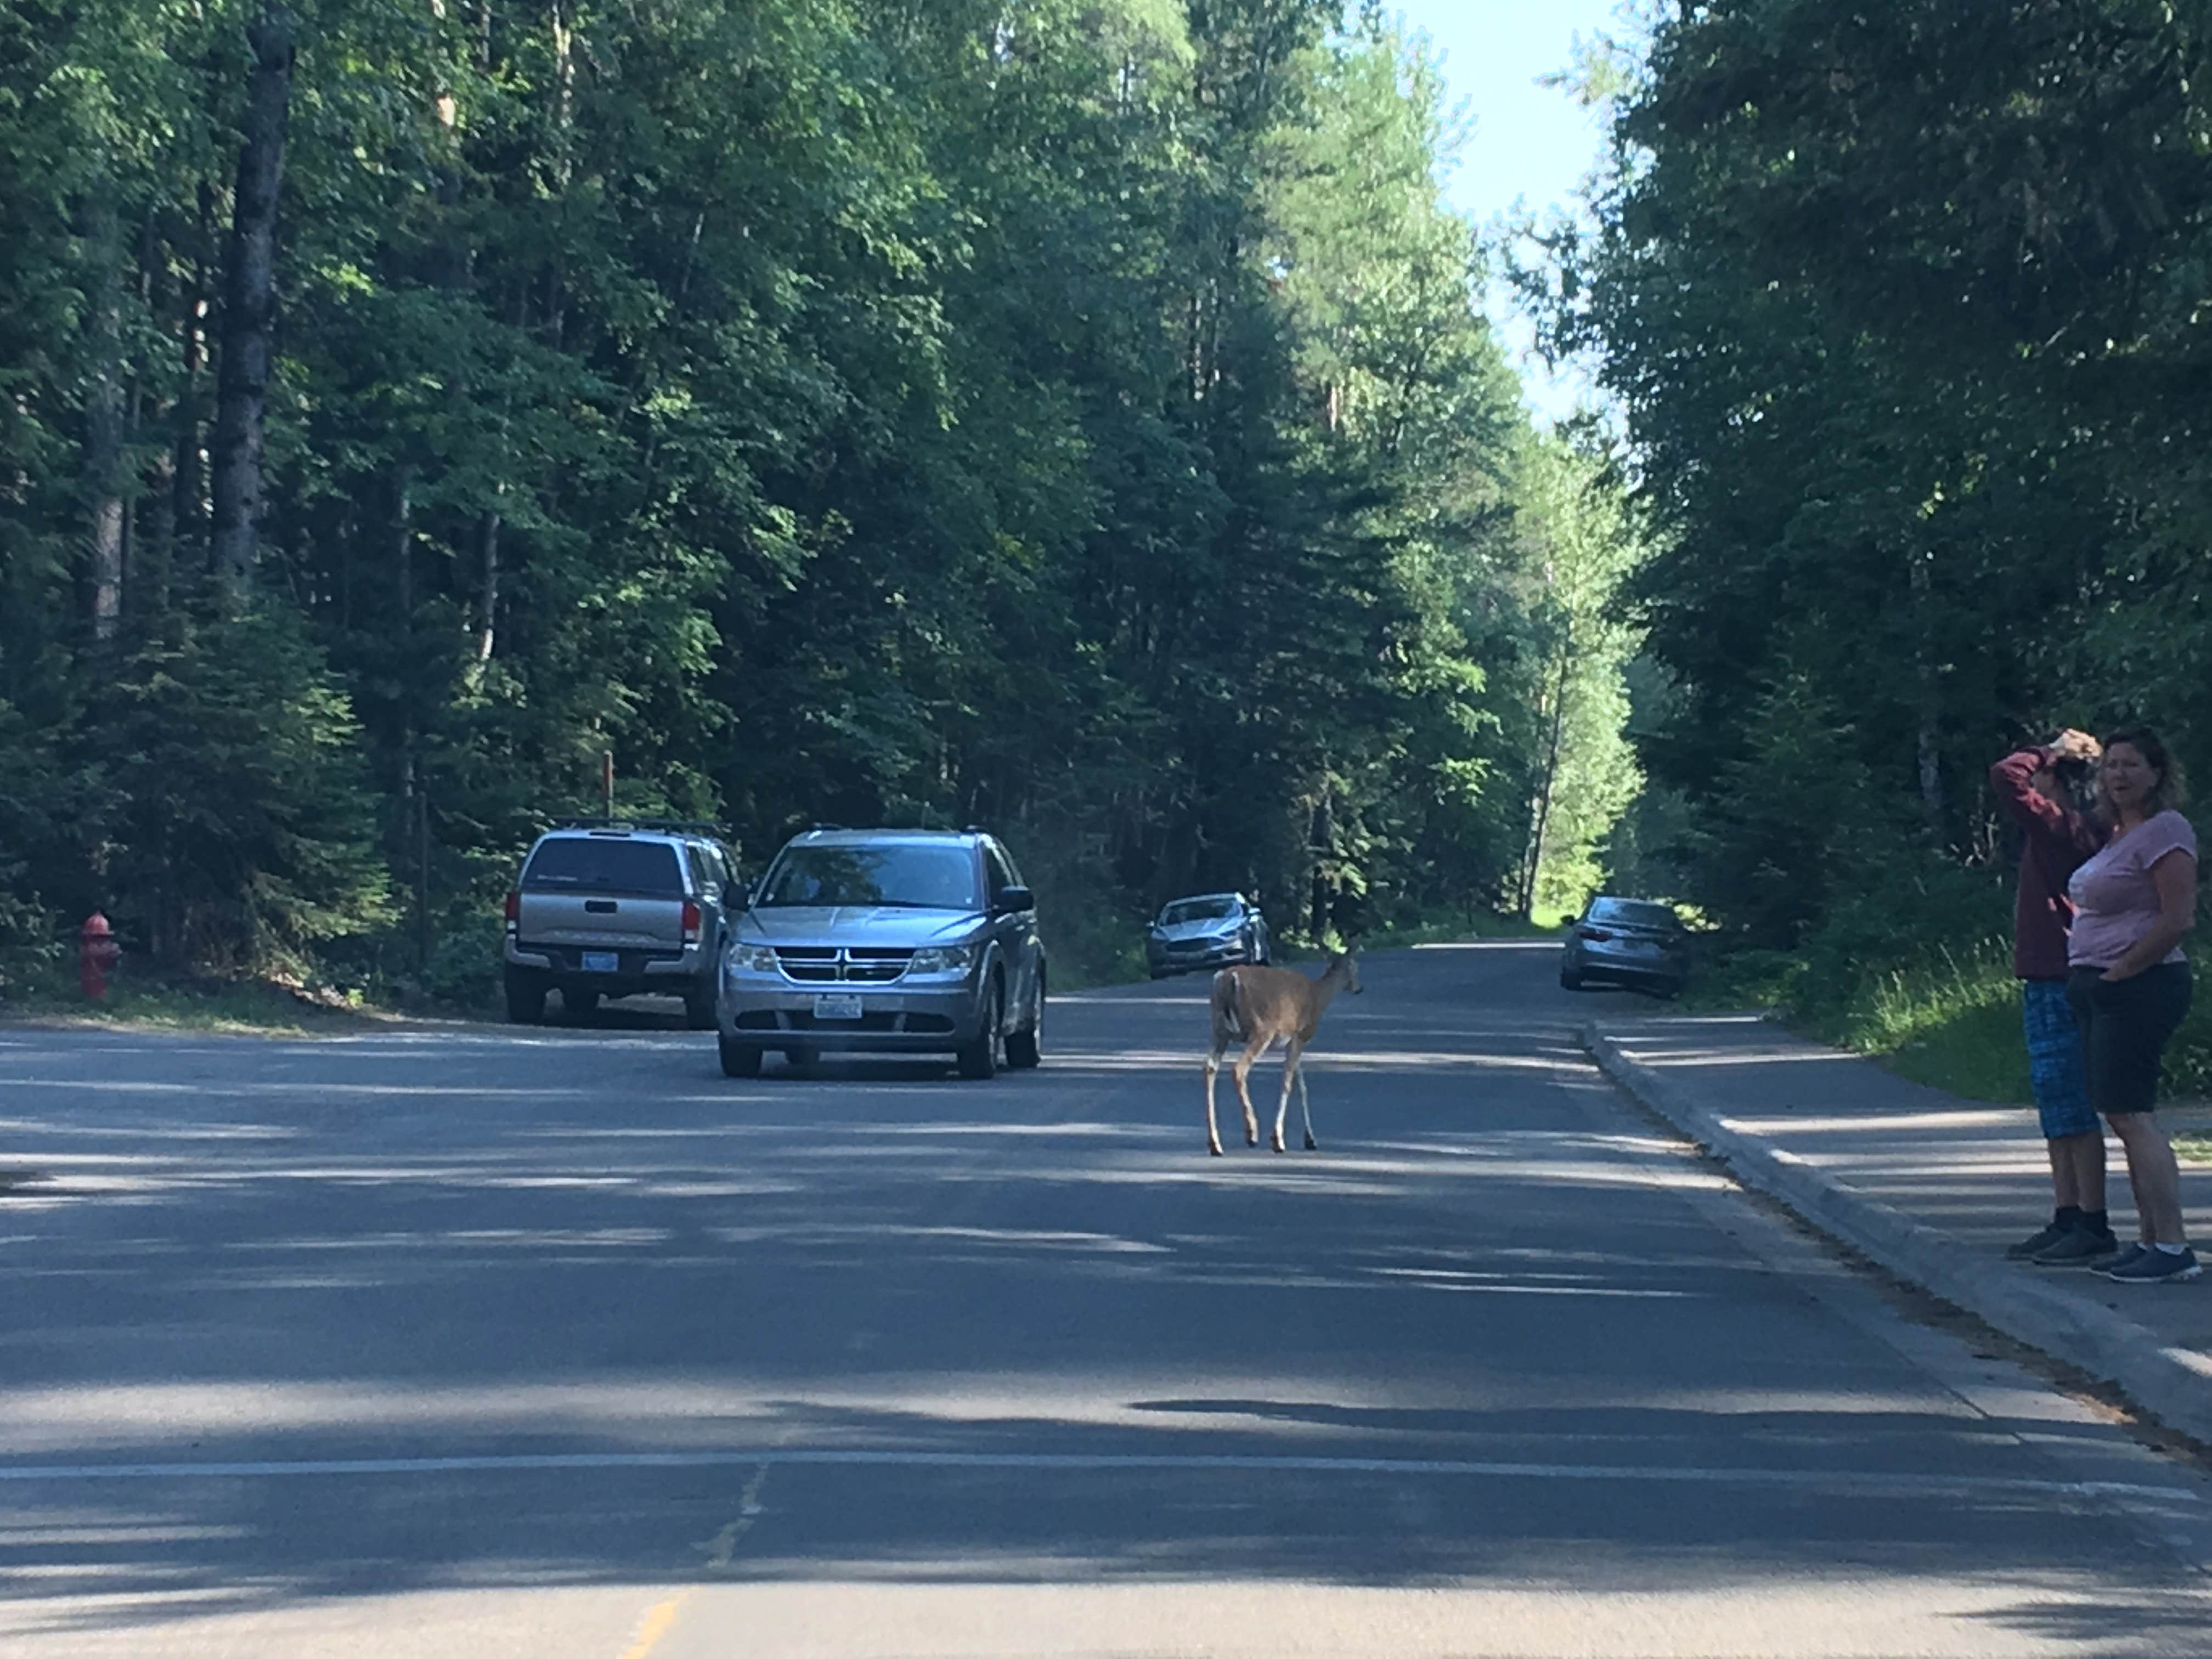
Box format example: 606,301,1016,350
79,913,121,1000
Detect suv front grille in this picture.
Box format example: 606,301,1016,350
772,946,919,983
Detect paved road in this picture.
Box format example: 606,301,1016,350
3,944,2208,1656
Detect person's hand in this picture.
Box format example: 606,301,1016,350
2050,729,2102,764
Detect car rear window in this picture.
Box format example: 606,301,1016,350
522,838,686,896
1589,899,1678,930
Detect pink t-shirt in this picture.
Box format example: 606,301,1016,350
2066,810,2198,969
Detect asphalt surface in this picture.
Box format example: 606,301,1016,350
2,942,2209,1656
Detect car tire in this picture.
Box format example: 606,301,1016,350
683,986,716,1030
504,971,546,1025
566,987,600,1021
1559,964,1584,991
1006,975,1044,1070
956,984,1005,1080
719,1035,762,1078
782,1046,817,1073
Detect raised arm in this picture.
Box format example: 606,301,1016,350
1989,732,2098,855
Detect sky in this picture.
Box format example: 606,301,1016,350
1386,1,1629,422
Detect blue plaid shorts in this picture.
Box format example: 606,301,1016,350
2021,979,2097,1139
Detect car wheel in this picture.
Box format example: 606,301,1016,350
683,986,716,1030
1006,974,1044,1070
956,983,1005,1080
781,1046,817,1073
565,987,601,1021
719,1035,762,1078
504,970,546,1025
1559,964,1584,991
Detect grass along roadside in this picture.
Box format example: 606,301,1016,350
0,967,437,1036
1690,935,2212,1154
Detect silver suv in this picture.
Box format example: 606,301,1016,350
503,824,738,1027
716,828,1046,1080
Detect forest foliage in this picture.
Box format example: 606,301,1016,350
1539,0,2212,1028
0,0,1647,998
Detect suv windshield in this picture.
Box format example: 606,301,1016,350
1589,898,1678,931
1160,896,1238,926
522,838,685,895
757,844,982,911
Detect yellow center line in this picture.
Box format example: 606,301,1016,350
617,1591,692,1659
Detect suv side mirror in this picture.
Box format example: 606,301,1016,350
993,884,1034,915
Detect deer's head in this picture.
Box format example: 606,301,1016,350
1328,949,1363,995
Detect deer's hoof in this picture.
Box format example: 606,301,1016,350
1304,1134,1318,1150
1271,1141,1287,1154
1208,1143,1224,1158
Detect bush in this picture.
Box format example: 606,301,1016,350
86,607,396,974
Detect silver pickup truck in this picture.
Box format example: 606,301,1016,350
502,826,737,1026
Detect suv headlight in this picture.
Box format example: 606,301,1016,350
727,944,779,975
907,944,977,976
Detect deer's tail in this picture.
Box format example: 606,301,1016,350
1210,968,1246,1043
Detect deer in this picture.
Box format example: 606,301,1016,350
1203,951,1362,1156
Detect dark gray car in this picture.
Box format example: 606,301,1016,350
1559,896,1689,997
715,828,1046,1080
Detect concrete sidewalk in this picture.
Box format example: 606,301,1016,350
1585,1012,2212,1447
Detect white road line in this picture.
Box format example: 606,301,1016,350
0,1446,2191,1502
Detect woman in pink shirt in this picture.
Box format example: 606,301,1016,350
2065,727,2199,1284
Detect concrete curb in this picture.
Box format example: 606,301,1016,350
1583,1023,2212,1449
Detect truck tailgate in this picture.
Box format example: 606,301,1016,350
516,891,685,950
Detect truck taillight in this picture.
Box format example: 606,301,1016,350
504,891,520,932
681,900,702,943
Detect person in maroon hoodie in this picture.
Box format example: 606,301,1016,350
1991,730,2113,1263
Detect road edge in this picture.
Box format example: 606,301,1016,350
1583,1022,2212,1451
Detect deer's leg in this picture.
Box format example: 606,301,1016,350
1297,1051,1317,1150
1233,1036,1267,1147
1273,1037,1306,1153
1203,1047,1225,1157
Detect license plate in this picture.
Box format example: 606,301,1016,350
812,994,864,1022
582,951,620,974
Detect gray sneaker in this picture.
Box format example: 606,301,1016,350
2104,1248,2202,1284
2032,1228,2121,1266
2095,1242,2151,1276
2007,1220,2074,1260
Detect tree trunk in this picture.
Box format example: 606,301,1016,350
82,199,127,640
1910,549,1944,838
208,7,296,594
1519,631,1575,919
474,506,501,662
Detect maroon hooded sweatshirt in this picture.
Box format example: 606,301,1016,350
1989,747,2105,980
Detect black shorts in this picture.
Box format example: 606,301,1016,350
2066,963,2192,1117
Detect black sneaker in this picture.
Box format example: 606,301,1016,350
2032,1228,2121,1266
2105,1248,2202,1284
2006,1220,2073,1260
